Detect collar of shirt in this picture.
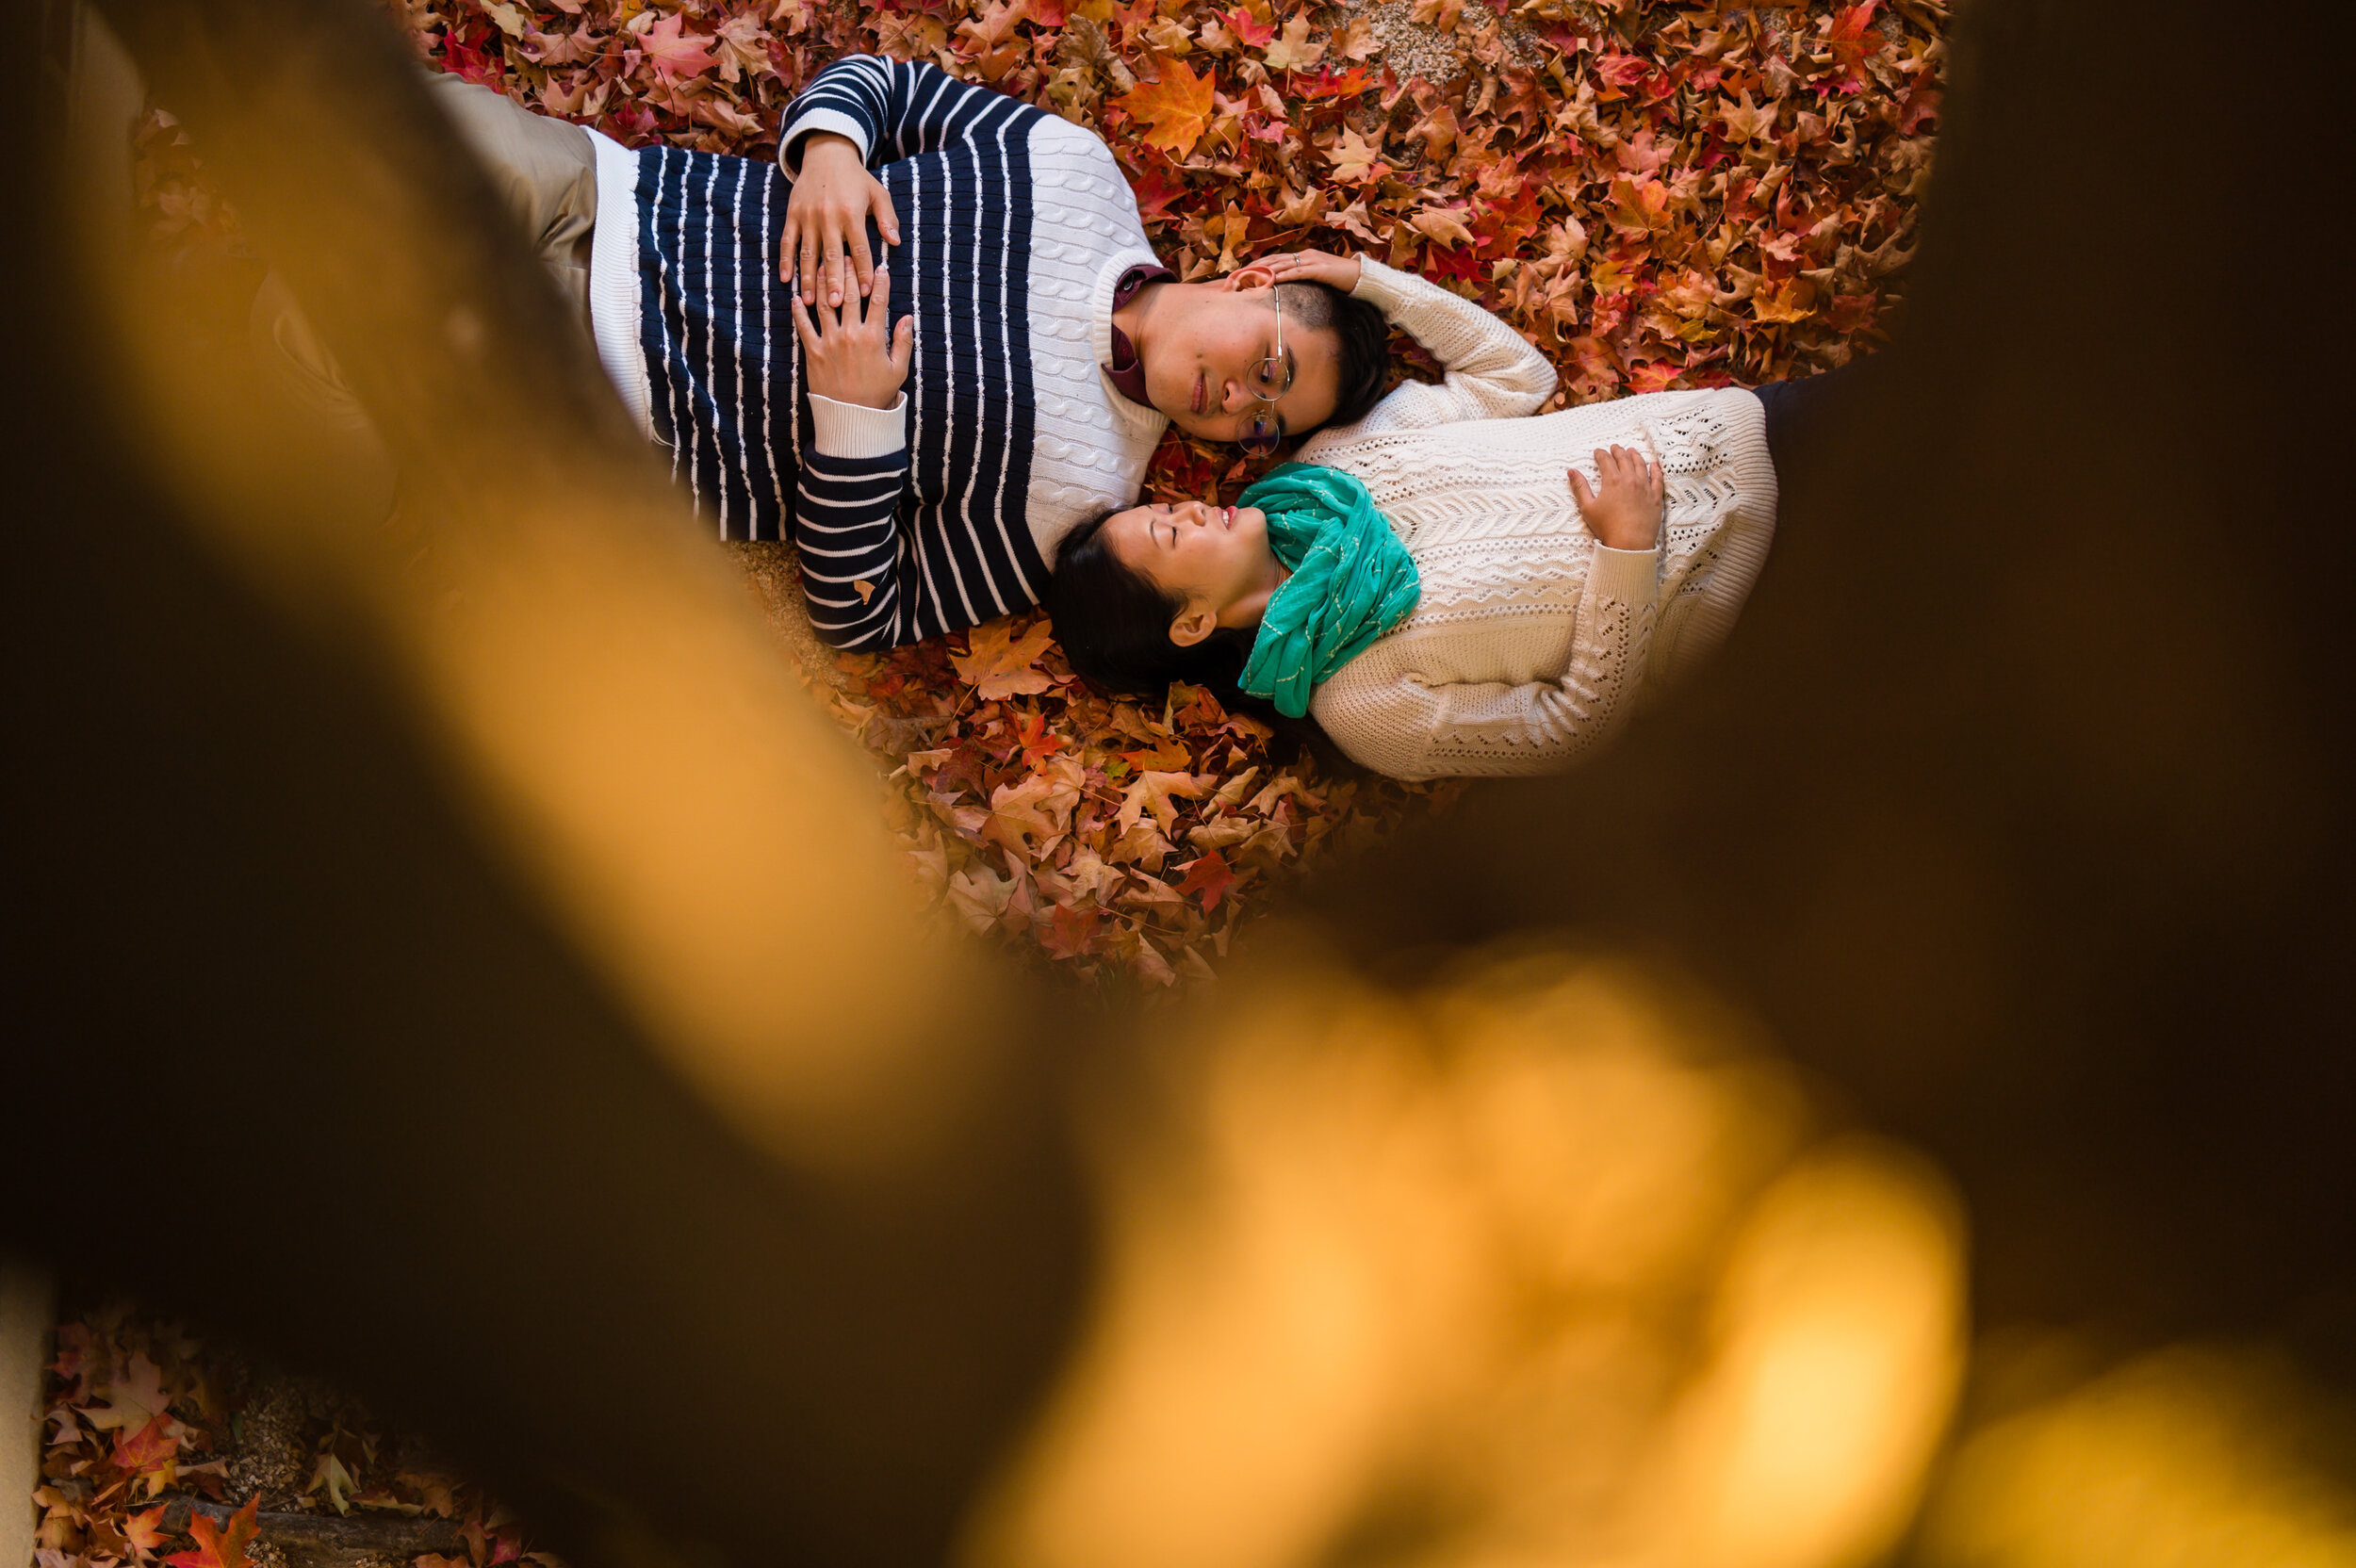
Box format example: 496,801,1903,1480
1104,263,1176,410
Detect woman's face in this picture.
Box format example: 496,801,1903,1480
1102,498,1277,641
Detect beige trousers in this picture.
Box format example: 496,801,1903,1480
248,72,601,496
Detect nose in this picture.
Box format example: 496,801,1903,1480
1218,377,1254,415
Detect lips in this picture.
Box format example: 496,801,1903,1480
1222,506,1235,530
1190,371,1205,416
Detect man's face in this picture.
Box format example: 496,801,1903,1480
1142,271,1344,448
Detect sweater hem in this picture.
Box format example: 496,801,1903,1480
585,127,651,438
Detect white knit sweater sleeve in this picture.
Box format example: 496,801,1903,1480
1310,546,1661,780
1315,258,1558,439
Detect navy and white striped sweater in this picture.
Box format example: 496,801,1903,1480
620,57,1168,649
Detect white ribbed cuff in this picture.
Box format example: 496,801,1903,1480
808,391,908,458
779,110,871,178
1350,256,1411,316
1589,543,1662,604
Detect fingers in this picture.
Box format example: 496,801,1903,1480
800,225,820,304
849,227,875,299
823,217,848,308
890,316,915,378
868,174,902,248
1568,466,1594,505
789,291,820,355
780,216,799,285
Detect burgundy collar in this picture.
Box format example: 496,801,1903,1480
1105,263,1175,410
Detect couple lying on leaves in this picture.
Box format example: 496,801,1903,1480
305,57,1827,781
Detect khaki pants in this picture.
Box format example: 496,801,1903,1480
249,72,601,498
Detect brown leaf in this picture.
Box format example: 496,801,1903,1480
951,618,1057,698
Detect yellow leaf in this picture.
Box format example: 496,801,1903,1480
951,617,1057,698
1261,15,1325,72
1325,126,1387,186
1411,204,1478,248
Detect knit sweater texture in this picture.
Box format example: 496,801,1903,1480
585,55,1166,648
1299,260,1778,780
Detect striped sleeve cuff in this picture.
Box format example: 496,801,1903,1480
778,107,872,177
807,392,908,459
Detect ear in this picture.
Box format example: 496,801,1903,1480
1219,261,1278,293
1169,605,1219,648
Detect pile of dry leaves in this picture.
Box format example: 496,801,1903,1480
32,1307,535,1568
142,0,1944,991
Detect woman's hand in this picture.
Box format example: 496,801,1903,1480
1570,445,1664,551
781,132,902,306
791,263,913,410
1257,248,1364,292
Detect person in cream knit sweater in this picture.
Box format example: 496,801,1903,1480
1049,250,1792,781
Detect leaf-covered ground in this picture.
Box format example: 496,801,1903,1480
32,1307,539,1568
141,0,1944,992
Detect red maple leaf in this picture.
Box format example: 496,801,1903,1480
1128,162,1189,224
1219,7,1275,47
1175,850,1238,911
1826,2,1882,91
168,1500,259,1568
1040,902,1102,959
1294,63,1376,101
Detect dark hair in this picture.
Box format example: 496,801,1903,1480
1047,510,1328,752
1278,280,1391,433
1048,510,1254,696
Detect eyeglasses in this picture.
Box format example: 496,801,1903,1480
1238,287,1293,457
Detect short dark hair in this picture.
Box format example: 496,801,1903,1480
1279,280,1390,433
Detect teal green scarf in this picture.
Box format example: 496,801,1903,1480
1236,464,1421,718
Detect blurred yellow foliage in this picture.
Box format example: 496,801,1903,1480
972,940,1968,1568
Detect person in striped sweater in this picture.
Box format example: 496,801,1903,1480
589,53,1394,649
254,62,1394,651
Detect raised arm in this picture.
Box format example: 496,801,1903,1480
777,55,1041,177
1268,252,1556,436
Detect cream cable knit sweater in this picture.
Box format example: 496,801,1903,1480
1298,260,1778,780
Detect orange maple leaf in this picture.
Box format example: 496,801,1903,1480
1012,709,1067,767
951,619,1056,699
167,1499,259,1568
1115,58,1216,160
123,1506,171,1558
112,1412,181,1474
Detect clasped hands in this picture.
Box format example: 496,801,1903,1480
783,133,908,410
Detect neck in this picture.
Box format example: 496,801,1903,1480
1111,277,1169,359
1216,560,1290,632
